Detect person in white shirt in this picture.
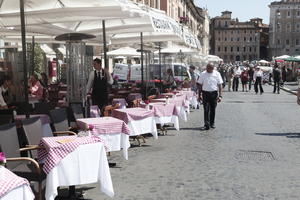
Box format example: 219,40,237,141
232,65,241,91
253,66,264,94
0,76,12,109
197,63,223,130
86,58,113,111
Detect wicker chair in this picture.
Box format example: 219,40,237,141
0,123,46,200
103,103,121,117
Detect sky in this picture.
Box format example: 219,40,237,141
195,0,275,24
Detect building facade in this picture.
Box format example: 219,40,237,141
210,11,269,63
269,0,300,58
131,0,208,54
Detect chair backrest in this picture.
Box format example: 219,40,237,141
0,123,21,169
103,103,121,117
70,102,84,120
49,108,69,132
21,117,44,146
90,105,101,118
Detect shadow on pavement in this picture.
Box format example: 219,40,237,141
256,132,300,138
180,127,209,132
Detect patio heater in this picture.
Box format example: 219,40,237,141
55,33,95,108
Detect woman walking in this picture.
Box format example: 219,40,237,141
241,68,249,92
253,66,264,94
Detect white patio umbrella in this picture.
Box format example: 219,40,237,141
258,59,270,64
275,55,290,60
107,47,140,57
153,45,197,54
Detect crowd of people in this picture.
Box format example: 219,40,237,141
217,63,286,94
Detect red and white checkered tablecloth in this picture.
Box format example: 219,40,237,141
111,108,154,124
0,167,31,198
38,136,103,174
76,117,131,135
140,103,180,117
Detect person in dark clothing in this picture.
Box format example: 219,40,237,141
248,66,254,91
282,66,287,84
86,58,113,111
273,64,281,94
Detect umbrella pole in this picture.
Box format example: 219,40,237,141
20,0,29,118
158,43,162,93
31,36,35,75
102,20,108,69
140,32,144,99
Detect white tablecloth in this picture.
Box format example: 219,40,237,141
45,142,114,200
176,106,187,122
0,185,34,200
155,116,180,131
127,117,158,139
94,133,130,160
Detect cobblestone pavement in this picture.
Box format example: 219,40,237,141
68,85,300,200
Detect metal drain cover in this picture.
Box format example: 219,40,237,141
234,150,275,161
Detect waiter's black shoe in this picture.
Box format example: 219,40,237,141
210,125,216,129
109,162,117,168
204,125,210,130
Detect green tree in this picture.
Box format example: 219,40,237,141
27,43,44,76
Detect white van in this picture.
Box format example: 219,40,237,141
113,63,129,81
150,63,191,82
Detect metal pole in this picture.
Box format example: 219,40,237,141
158,43,162,92
102,20,108,69
140,32,144,85
20,0,29,118
31,36,35,75
180,49,183,81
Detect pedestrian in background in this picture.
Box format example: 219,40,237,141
282,66,287,85
241,68,249,92
253,66,264,95
248,65,254,91
226,65,234,92
232,65,241,91
273,64,281,94
197,63,223,130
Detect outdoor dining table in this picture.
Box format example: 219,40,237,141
0,166,34,200
111,108,158,139
112,98,127,109
140,102,180,131
178,90,198,109
76,117,131,159
38,136,114,200
150,96,188,122
15,114,53,137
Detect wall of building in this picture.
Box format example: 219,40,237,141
211,11,269,62
269,0,300,58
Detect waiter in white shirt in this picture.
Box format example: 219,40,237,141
86,58,113,111
197,63,223,130
253,66,264,94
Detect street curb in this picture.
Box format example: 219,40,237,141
270,83,297,95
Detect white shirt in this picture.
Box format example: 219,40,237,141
197,70,223,91
233,67,241,77
0,86,7,107
86,69,113,94
253,70,263,81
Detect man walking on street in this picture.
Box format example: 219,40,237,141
197,63,223,130
232,65,241,91
273,64,281,94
